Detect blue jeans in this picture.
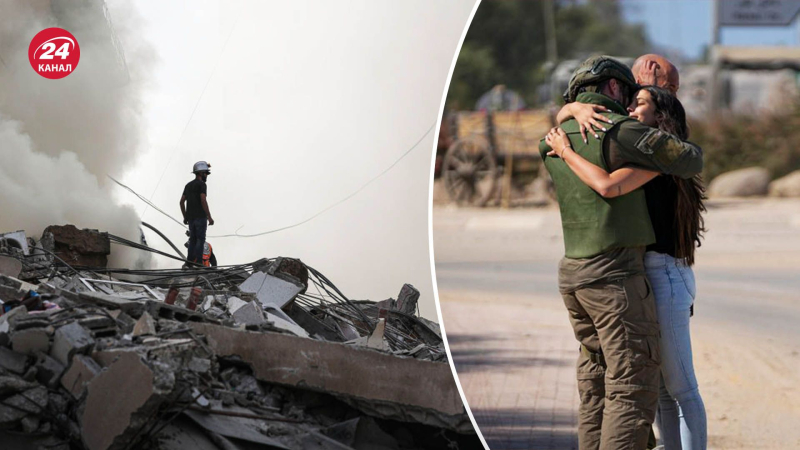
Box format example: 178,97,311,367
645,252,707,450
187,218,207,264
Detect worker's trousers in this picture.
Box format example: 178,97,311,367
561,273,661,450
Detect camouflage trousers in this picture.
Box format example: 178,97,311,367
561,273,661,450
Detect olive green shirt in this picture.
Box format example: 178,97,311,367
543,92,704,292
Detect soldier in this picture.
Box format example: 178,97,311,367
539,56,703,450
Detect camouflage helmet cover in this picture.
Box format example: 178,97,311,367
563,55,638,103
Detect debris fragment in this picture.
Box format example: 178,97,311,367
0,224,479,449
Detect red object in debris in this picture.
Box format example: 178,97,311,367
186,287,202,311
165,286,179,305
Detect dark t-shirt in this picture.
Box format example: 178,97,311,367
644,175,678,257
183,179,207,220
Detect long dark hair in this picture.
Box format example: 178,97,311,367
640,86,707,266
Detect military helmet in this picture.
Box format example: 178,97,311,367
563,55,638,103
192,161,211,174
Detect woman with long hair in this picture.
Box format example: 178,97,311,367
545,85,708,450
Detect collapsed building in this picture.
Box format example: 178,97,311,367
0,225,479,450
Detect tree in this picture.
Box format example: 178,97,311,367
446,0,650,109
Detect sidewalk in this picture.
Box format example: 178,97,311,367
441,289,579,450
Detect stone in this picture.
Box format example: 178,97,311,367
0,346,29,374
768,170,800,197
51,322,95,366
0,305,28,333
0,386,49,424
708,167,771,197
132,312,157,337
396,284,420,315
43,225,111,268
231,301,266,326
11,328,50,354
0,255,22,278
35,353,66,389
0,375,37,395
367,318,390,351
61,354,102,399
81,352,174,450
238,271,303,310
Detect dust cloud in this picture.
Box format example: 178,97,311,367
0,1,155,267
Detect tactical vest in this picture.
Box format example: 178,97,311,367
544,99,655,258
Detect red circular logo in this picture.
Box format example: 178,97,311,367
28,28,80,79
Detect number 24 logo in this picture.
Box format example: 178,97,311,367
35,37,74,60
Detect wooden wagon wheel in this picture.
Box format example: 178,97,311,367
442,137,497,206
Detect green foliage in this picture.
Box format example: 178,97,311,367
690,104,800,181
447,0,650,110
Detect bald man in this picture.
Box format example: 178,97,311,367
556,53,681,142
632,53,679,94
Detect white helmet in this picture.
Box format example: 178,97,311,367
192,161,211,173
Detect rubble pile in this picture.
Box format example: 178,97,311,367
0,226,478,450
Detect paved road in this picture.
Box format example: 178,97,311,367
433,199,800,450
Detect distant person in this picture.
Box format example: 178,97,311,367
539,56,703,449
180,161,215,268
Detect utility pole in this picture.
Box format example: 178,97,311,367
543,0,558,64
709,0,721,113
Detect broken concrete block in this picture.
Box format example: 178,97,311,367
11,328,50,354
61,354,102,399
190,323,468,430
0,255,23,279
367,318,390,351
187,357,211,373
264,312,310,338
0,346,29,374
51,322,95,366
396,284,419,315
0,385,48,425
43,225,110,267
132,312,156,337
34,353,66,389
225,296,247,314
0,305,28,333
81,352,174,450
238,271,303,310
232,301,266,326
0,375,37,395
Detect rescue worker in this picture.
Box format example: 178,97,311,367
180,161,215,268
539,56,703,450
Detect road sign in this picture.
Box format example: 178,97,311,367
719,0,800,26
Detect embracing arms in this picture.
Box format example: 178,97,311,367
545,128,658,198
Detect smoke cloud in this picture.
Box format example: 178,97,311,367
0,1,155,267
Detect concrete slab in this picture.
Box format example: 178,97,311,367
81,352,173,450
61,354,102,399
51,322,95,366
0,347,29,374
232,300,266,326
0,255,22,278
132,312,156,337
189,323,469,431
239,271,302,310
11,328,50,354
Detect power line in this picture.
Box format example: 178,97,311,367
141,11,241,219
111,122,434,239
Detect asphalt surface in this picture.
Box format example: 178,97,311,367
433,198,800,450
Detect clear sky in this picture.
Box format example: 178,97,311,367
111,0,477,319
621,0,800,62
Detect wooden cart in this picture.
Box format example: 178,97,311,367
441,110,554,206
